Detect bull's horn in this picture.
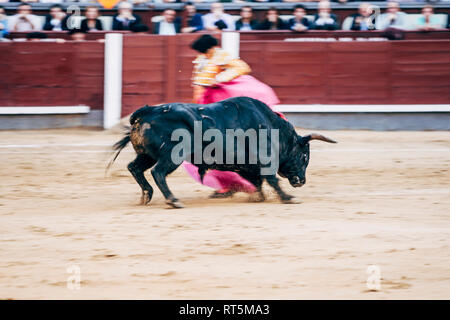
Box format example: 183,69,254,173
303,133,337,144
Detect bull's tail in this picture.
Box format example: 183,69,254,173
106,126,132,173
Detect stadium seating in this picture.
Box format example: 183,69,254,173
342,13,448,31
151,14,316,24
6,15,114,31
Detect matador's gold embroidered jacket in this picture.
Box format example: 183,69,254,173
192,47,251,87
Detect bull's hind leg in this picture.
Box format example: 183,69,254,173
151,158,184,209
265,175,295,204
128,154,156,205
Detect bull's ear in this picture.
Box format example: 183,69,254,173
301,133,337,144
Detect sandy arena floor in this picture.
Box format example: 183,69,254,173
0,128,449,299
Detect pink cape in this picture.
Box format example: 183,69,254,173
199,75,280,107
183,74,284,193
182,162,256,193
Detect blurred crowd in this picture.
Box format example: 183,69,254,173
0,0,449,41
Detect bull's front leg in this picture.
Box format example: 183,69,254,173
239,172,265,202
265,175,295,204
127,154,156,205
151,159,184,209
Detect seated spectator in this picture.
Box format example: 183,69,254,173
112,2,142,31
80,6,103,32
257,7,288,30
0,5,8,38
68,29,87,42
313,1,339,31
350,3,376,31
130,24,150,34
9,3,42,32
235,6,258,31
43,4,68,31
202,2,235,31
181,2,203,33
415,5,442,31
153,9,181,35
288,4,313,32
376,1,408,30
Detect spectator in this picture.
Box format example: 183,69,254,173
112,2,142,31
130,24,150,34
349,3,376,31
235,6,258,31
313,1,339,30
80,6,103,32
202,2,235,31
376,1,408,30
288,4,313,32
257,7,288,30
9,3,42,32
153,9,181,35
415,5,442,31
0,5,8,38
43,4,68,31
68,29,87,42
181,2,203,33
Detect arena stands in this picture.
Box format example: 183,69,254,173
0,1,449,39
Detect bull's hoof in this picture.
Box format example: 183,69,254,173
166,199,184,209
280,194,298,204
140,191,152,205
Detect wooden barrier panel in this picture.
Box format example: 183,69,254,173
0,41,104,110
240,39,450,105
121,33,200,117
390,41,450,104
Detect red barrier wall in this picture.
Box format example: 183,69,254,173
121,36,450,116
1,36,449,119
239,40,450,105
0,41,104,110
121,34,199,116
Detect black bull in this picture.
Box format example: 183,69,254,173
110,97,336,208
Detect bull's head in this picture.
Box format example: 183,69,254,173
278,133,337,187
